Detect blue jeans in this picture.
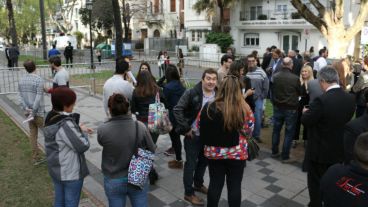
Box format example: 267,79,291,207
271,106,297,160
104,177,149,207
52,178,84,207
252,98,264,139
183,135,208,196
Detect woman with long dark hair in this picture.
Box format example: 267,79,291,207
162,64,186,168
199,74,254,207
228,60,255,111
131,70,165,184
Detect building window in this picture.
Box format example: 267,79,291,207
250,6,262,20
170,0,176,12
244,33,259,46
197,31,202,41
192,31,195,41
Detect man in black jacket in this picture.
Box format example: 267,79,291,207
64,41,73,68
320,132,368,207
301,66,355,207
174,68,217,206
344,90,368,164
271,57,301,162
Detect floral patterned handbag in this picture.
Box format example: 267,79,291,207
148,92,172,134
128,122,155,189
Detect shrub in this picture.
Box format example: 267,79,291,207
191,45,199,52
291,12,302,19
258,14,268,20
205,32,234,53
73,31,84,49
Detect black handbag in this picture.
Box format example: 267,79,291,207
246,136,260,161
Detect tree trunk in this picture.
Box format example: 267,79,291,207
112,0,123,57
327,35,350,59
6,0,18,46
219,7,224,32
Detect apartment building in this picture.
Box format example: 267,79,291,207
230,0,363,56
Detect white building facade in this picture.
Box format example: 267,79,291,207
184,0,213,49
229,0,364,57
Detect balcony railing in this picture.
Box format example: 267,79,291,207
239,9,302,21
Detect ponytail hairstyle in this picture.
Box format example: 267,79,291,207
108,93,130,116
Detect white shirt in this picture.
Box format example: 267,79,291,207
326,84,340,92
53,67,69,86
314,57,327,72
103,75,134,117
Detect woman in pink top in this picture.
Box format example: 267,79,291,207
199,74,254,207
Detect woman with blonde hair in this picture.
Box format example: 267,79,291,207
293,65,314,148
199,74,254,207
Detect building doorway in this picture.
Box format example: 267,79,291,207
153,29,160,37
282,33,299,53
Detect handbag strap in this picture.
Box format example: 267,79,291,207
155,91,160,104
132,121,139,154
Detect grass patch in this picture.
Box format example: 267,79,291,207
19,55,49,65
0,109,54,207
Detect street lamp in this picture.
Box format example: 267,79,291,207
86,0,94,69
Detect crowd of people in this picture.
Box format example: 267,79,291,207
16,44,368,207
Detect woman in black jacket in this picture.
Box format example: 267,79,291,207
162,65,186,168
131,70,165,184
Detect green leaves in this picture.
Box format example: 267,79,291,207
205,32,234,53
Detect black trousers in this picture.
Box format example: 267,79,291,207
169,126,182,161
65,56,73,68
207,159,245,207
307,161,332,207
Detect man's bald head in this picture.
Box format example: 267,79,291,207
282,57,293,70
288,50,296,58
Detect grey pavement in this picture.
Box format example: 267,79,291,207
0,57,310,206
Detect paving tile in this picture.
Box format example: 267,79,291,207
283,199,305,207
255,160,271,167
169,199,190,207
292,194,310,206
261,175,278,183
258,168,274,175
241,200,258,207
265,184,283,193
147,193,167,206
262,195,289,206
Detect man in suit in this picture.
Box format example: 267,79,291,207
344,90,368,164
301,66,355,207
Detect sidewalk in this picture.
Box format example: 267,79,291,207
0,86,310,207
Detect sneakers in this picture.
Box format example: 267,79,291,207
164,147,175,156
271,152,280,158
193,185,208,194
168,160,183,169
184,195,204,206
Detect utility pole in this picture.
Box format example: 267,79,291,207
39,0,47,60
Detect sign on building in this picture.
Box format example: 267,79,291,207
360,27,368,44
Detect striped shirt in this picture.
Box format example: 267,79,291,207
246,67,269,100
18,73,45,117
